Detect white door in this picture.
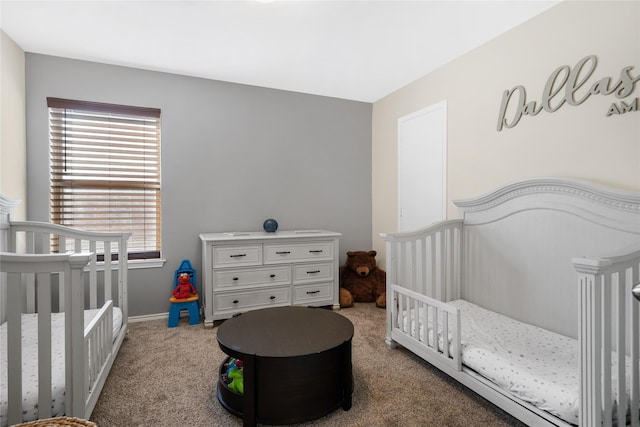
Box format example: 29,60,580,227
398,100,447,232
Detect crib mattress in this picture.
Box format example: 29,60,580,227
404,299,632,425
0,307,122,427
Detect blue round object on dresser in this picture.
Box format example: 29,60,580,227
263,218,278,233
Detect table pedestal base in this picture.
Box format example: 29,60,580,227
217,344,352,425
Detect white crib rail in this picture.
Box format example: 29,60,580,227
389,284,462,371
84,300,114,412
2,220,131,423
573,248,640,427
8,221,131,321
0,252,91,425
381,220,463,299
381,220,463,347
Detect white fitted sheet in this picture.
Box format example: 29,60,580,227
0,307,122,427
402,299,634,425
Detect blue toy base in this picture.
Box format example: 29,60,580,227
168,300,199,327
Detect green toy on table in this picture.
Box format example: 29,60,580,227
222,358,244,395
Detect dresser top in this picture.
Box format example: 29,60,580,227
199,229,341,242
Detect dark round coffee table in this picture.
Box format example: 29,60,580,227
216,306,354,426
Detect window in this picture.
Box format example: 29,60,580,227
48,98,162,260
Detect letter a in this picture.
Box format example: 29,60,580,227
606,103,620,117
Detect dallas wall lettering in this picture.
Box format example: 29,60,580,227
496,55,640,131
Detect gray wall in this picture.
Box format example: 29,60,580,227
26,54,372,317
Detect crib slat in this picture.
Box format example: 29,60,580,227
37,271,53,419
630,263,639,427
416,239,429,295
405,295,411,336
118,235,129,319
437,231,445,301
59,272,65,312
615,272,626,427
409,240,416,291
398,242,411,289
431,305,437,350
6,272,23,426
592,275,603,427
443,229,449,300
453,225,461,299
429,235,436,297
104,241,112,303
25,271,35,313
39,232,49,254
414,299,420,340
452,309,461,369
59,233,67,313
442,310,450,359
89,240,97,309
25,236,38,312
601,273,612,427
0,278,5,325
398,292,405,333
420,303,427,344
444,229,451,301
25,230,34,253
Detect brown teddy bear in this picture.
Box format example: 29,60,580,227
339,250,386,308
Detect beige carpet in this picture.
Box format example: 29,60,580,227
90,304,526,427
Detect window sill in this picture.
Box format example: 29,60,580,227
128,258,166,269
91,258,166,271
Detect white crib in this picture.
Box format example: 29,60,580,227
381,177,639,427
0,197,131,426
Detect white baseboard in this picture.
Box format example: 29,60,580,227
128,312,169,323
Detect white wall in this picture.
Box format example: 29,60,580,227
372,0,640,267
0,30,26,221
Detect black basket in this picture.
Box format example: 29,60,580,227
216,357,243,415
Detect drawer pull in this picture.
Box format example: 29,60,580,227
309,250,323,253
270,295,276,300
276,251,291,255
306,290,320,295
270,274,276,278
229,254,247,258
307,270,321,274
233,277,239,281
233,299,239,304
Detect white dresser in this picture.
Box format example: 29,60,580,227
199,230,341,325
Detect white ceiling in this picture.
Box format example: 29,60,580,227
0,0,559,103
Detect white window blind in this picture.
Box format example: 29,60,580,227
48,98,162,259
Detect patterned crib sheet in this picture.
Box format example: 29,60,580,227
0,307,122,427
403,299,634,425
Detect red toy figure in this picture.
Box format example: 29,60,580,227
173,272,197,299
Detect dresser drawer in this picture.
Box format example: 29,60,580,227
292,262,333,284
214,265,291,288
213,245,262,268
216,287,291,312
293,282,333,304
264,241,333,264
